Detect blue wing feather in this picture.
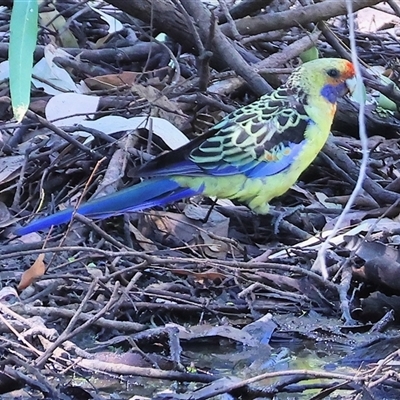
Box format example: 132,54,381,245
16,179,202,235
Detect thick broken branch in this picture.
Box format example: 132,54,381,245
224,0,385,36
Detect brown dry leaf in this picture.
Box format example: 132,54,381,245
17,254,46,290
131,83,187,128
139,211,200,245
171,268,227,283
185,205,230,258
199,231,230,259
85,71,141,90
138,207,230,258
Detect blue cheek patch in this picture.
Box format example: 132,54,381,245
320,83,346,103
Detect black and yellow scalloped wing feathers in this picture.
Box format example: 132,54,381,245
188,89,311,178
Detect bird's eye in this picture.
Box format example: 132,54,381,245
327,68,340,78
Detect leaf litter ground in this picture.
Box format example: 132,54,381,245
1,1,400,398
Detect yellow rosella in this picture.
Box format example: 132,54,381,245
16,58,356,235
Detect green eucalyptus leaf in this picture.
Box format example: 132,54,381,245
9,0,38,122
299,47,319,63
377,93,397,111
377,74,399,111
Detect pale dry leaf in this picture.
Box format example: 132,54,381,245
177,324,258,347
0,155,24,184
32,45,81,95
267,218,400,260
0,202,11,228
74,115,189,150
0,287,19,305
45,93,100,125
129,224,158,251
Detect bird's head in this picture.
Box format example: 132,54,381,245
287,58,357,104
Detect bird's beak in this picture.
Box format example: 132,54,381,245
345,76,358,94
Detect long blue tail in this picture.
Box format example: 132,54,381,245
16,178,200,236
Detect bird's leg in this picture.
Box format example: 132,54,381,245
201,198,218,223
